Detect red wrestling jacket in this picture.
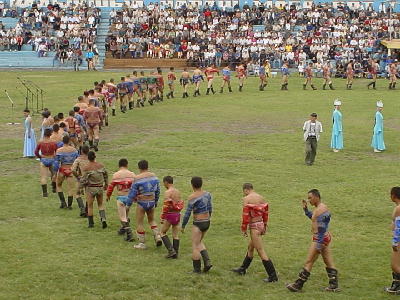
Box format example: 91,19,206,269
161,199,184,219
241,203,269,232
35,140,58,158
106,178,134,198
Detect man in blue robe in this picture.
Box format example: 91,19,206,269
371,101,385,153
330,99,343,152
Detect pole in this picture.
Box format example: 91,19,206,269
4,90,19,125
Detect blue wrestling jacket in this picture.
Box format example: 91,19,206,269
182,192,212,228
125,81,134,93
127,175,160,205
133,78,141,86
222,69,231,77
74,114,86,130
304,208,331,250
192,75,203,82
53,150,79,171
393,216,400,246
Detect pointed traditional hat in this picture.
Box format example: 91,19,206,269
333,99,342,106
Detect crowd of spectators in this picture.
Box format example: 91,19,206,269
0,3,100,66
105,2,400,74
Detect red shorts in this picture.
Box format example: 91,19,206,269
59,167,73,177
312,232,332,246
249,221,266,235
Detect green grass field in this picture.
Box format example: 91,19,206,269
0,70,399,300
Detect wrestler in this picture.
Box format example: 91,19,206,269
74,96,89,113
71,144,90,217
80,151,109,228
232,183,278,282
258,63,267,91
40,110,54,138
166,67,176,99
117,77,129,113
389,62,397,90
303,62,317,90
50,123,65,148
160,176,184,259
88,89,99,107
83,99,102,152
106,158,136,241
281,62,289,90
106,79,118,115
53,135,79,209
236,63,246,92
82,91,90,104
346,61,354,90
131,71,144,108
220,66,232,93
204,64,219,95
385,187,400,294
34,128,57,197
287,189,339,292
139,71,148,103
124,74,135,110
155,68,165,101
181,176,212,273
73,106,86,151
322,62,334,90
367,59,378,90
147,73,158,105
127,160,162,249
65,110,80,149
180,68,191,98
192,67,204,97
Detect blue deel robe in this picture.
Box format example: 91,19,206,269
371,111,385,151
330,109,343,150
23,117,36,157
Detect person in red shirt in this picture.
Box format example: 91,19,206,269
64,110,81,149
303,62,317,90
367,59,379,90
35,128,58,197
166,67,176,99
232,183,278,282
236,64,247,92
204,65,219,95
160,176,184,259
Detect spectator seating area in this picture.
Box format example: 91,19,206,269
0,5,110,69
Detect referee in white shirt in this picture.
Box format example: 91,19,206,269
303,113,323,166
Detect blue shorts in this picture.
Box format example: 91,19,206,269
40,158,54,168
117,195,132,207
137,200,155,211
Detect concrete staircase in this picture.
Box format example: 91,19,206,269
96,8,111,68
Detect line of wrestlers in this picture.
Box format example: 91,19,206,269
93,65,251,113
32,127,344,293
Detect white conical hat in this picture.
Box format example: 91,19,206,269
376,100,383,108
333,99,342,106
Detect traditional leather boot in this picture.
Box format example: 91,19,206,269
232,254,252,275
286,268,310,292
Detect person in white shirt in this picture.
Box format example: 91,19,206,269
303,113,323,166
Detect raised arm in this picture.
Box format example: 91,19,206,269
302,200,312,219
